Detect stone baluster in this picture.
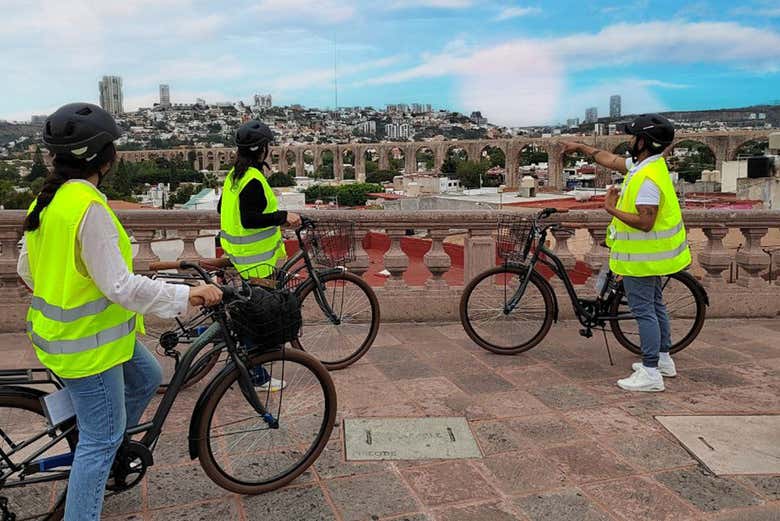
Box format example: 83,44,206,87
0,228,22,290
132,229,160,272
383,228,409,289
348,228,370,277
550,226,577,271
584,227,609,274
697,226,731,285
735,227,768,287
464,228,495,285
179,229,201,261
424,228,452,289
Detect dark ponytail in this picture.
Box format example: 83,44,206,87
231,144,269,186
23,144,117,232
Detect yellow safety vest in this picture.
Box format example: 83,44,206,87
25,181,142,379
220,166,286,279
606,157,691,277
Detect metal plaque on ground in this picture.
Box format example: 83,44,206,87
657,415,780,475
344,417,482,461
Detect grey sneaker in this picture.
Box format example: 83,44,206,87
633,359,676,378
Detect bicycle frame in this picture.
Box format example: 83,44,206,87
506,226,634,328
0,291,275,490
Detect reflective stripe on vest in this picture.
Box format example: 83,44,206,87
611,222,684,241
227,239,283,265
219,227,278,246
610,241,689,262
30,295,112,323
27,316,136,355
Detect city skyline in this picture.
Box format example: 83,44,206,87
2,0,779,125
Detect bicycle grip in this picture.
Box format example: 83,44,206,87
149,260,184,271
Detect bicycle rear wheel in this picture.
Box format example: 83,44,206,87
290,271,380,370
195,348,336,495
0,389,77,521
460,265,555,354
609,271,707,355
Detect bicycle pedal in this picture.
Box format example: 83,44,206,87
579,329,593,338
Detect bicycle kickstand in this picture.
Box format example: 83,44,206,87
601,328,615,366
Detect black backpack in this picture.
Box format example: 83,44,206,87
228,286,302,347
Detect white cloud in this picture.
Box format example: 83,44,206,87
495,6,541,21
273,55,405,91
251,0,356,23
363,20,780,125
388,0,472,8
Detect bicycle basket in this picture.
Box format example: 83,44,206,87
227,286,302,347
496,215,534,264
301,220,356,267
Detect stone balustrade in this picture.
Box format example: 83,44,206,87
0,209,779,331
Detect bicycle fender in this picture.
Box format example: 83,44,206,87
679,270,710,306
187,362,237,459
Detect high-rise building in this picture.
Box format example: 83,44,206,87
159,84,170,107
566,118,580,128
30,115,48,124
585,107,598,123
354,120,377,135
253,94,272,109
99,75,124,115
610,95,621,118
195,98,207,107
384,122,411,140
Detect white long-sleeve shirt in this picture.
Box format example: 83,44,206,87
17,180,189,319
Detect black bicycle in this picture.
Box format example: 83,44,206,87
460,208,709,355
0,262,337,521
147,217,380,385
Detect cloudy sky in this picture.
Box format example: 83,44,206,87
1,0,778,125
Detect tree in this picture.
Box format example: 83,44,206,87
166,184,200,208
0,162,20,181
28,147,48,182
335,183,384,206
440,156,458,175
366,170,396,184
485,148,505,168
268,171,296,187
455,160,489,189
343,166,356,180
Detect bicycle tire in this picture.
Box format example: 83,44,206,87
460,265,555,355
609,270,707,355
290,271,380,370
195,348,336,495
0,389,77,521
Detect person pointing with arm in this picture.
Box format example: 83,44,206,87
562,114,691,392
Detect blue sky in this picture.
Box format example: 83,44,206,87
1,0,778,125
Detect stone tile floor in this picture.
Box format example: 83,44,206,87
1,319,778,520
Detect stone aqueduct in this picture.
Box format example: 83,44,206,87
117,130,771,190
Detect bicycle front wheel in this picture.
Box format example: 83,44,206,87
609,270,707,355
460,265,555,354
195,348,336,495
291,271,380,370
0,389,77,521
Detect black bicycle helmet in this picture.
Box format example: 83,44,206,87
235,120,274,150
623,113,675,152
42,103,121,161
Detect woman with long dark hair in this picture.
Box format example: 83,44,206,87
217,120,300,391
17,103,222,520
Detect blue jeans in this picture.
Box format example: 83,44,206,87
622,276,672,368
60,341,162,521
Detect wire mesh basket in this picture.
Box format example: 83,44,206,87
301,220,356,267
496,215,534,264
226,282,303,347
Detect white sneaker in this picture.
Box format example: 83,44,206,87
617,366,665,392
633,359,676,378
256,377,287,392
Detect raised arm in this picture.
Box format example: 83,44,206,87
561,141,628,174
